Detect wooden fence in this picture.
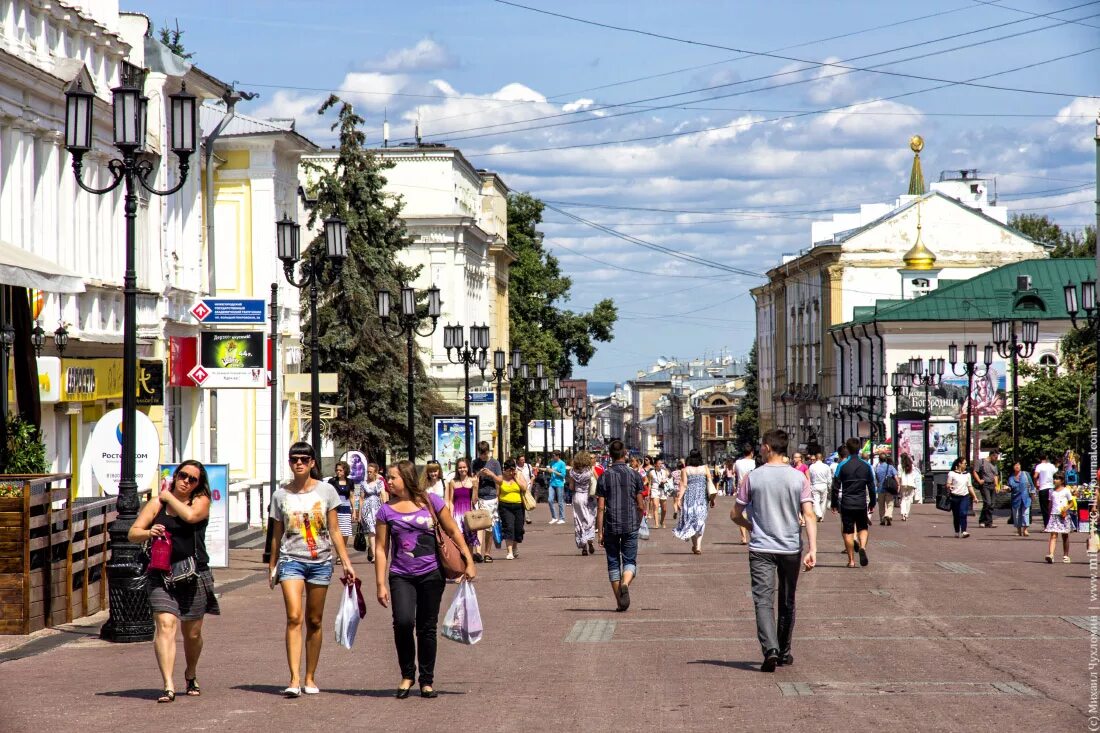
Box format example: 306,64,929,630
0,475,116,634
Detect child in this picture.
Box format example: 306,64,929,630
1044,471,1076,564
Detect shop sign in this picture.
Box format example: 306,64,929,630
193,331,266,388
61,358,124,402
137,360,164,406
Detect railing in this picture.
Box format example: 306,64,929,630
0,474,116,634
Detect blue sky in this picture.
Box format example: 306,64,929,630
140,0,1099,382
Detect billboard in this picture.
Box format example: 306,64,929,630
433,416,480,478
928,420,959,471
527,419,574,454
895,419,925,467
193,332,267,388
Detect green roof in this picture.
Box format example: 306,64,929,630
834,258,1094,329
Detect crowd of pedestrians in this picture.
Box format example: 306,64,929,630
130,432,1091,699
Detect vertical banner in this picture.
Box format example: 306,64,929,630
158,463,230,568
928,421,959,471
895,419,925,467
433,416,479,478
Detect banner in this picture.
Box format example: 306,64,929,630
895,419,925,467
136,360,164,406
159,463,229,568
434,416,479,478
928,420,959,471
193,331,266,388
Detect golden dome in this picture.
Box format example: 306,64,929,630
903,200,936,270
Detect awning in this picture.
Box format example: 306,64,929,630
0,239,85,293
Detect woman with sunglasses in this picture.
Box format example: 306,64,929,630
130,460,217,703
268,442,356,698
376,460,476,698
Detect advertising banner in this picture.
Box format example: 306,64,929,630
137,359,164,406
159,463,229,568
928,420,959,471
87,409,160,495
434,416,479,478
895,419,925,467
193,332,266,388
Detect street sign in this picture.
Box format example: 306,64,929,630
190,298,266,324
189,364,265,388
468,391,494,404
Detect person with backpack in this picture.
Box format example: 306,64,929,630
874,455,900,526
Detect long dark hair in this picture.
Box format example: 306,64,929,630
900,453,913,474
175,459,211,503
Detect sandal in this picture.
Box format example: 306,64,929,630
157,689,176,703
483,555,494,563
185,678,201,696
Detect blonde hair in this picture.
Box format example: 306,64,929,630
572,451,594,470
421,461,443,489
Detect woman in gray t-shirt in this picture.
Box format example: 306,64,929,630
267,442,356,698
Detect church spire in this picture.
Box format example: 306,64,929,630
908,134,926,196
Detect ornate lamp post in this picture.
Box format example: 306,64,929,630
992,319,1039,465
445,323,489,462
554,385,577,457
30,322,45,358
1064,279,1098,479
487,347,521,461
949,341,993,466
65,72,197,643
377,285,441,460
510,362,532,456
277,214,347,458
536,365,550,463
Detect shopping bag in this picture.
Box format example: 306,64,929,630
492,518,503,548
638,516,650,540
441,581,483,645
333,577,366,650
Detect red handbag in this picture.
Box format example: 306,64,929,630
147,531,173,573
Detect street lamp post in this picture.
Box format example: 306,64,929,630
536,365,549,463
1064,279,1098,479
992,319,1039,466
949,341,994,466
277,214,347,459
487,347,521,462
444,323,489,462
377,285,441,460
554,386,576,457
893,357,944,472
65,73,198,643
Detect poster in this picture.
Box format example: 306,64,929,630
434,416,479,478
895,419,925,467
159,463,230,569
194,332,267,388
340,450,369,483
928,421,959,471
942,360,1007,421
87,409,161,495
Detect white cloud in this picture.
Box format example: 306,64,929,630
562,98,595,112
368,39,456,73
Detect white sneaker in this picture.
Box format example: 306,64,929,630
506,551,514,560
557,518,566,524
548,519,557,525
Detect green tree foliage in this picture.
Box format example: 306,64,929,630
302,96,455,461
1010,213,1095,258
2,414,47,474
506,193,617,452
158,21,194,60
734,340,760,450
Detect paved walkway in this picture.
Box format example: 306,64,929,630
0,499,1094,732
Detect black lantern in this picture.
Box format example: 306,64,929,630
64,80,95,157
31,322,45,358
276,213,300,264
54,324,69,356
168,84,197,158
323,217,348,260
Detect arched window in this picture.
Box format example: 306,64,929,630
711,398,727,406
1038,354,1058,368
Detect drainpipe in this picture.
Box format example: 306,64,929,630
203,90,247,463
841,326,853,442
873,320,885,441
830,329,844,449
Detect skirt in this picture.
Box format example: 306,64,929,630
337,506,353,537
148,568,220,621
452,493,479,549
1045,513,1075,534
360,495,382,534
573,492,596,547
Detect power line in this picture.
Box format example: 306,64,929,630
470,45,1100,157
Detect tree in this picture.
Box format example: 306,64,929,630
1009,213,1095,259
158,21,194,60
733,340,759,450
302,96,455,461
506,193,617,452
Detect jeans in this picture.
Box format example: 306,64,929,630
603,531,639,582
548,483,565,520
978,484,995,525
950,494,971,533
1011,493,1031,528
748,551,802,656
389,569,446,686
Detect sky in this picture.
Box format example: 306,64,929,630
139,0,1099,384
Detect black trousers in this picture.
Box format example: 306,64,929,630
498,501,526,542
389,569,446,686
978,484,995,525
1038,489,1051,528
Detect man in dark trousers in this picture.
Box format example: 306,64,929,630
831,437,876,568
596,439,646,611
471,441,502,563
972,448,1001,528
731,429,817,672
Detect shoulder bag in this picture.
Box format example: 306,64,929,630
522,483,537,512
146,531,173,573
589,472,599,498
425,498,466,580
464,507,493,531
935,489,952,512
706,470,718,497
165,556,199,587
881,469,899,495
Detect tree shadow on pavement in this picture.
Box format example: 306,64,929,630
689,659,760,672
95,689,162,700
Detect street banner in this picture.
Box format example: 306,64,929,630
159,463,229,568
434,416,479,478
928,420,959,471
340,451,370,483
527,419,573,453
87,409,160,495
895,419,925,467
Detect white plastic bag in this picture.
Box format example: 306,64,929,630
334,578,366,650
638,516,650,540
441,581,482,645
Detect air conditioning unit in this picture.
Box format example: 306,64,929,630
1016,275,1032,292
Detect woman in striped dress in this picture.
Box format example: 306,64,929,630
358,462,386,563
328,461,356,542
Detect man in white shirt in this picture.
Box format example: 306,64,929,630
1033,454,1056,527
733,445,757,544
807,452,833,521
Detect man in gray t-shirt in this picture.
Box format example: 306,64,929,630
732,429,817,673
972,449,1001,529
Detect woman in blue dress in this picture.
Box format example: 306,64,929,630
674,449,714,554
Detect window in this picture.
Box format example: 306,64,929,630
715,416,725,438
1039,354,1058,368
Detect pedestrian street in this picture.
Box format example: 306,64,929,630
0,499,1090,732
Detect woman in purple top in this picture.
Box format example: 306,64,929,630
375,460,476,699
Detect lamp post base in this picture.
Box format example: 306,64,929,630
99,518,153,643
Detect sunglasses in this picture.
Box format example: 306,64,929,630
288,455,313,465
176,472,200,485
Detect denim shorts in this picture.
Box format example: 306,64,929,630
277,558,333,586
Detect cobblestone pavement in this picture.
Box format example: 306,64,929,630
0,500,1093,732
